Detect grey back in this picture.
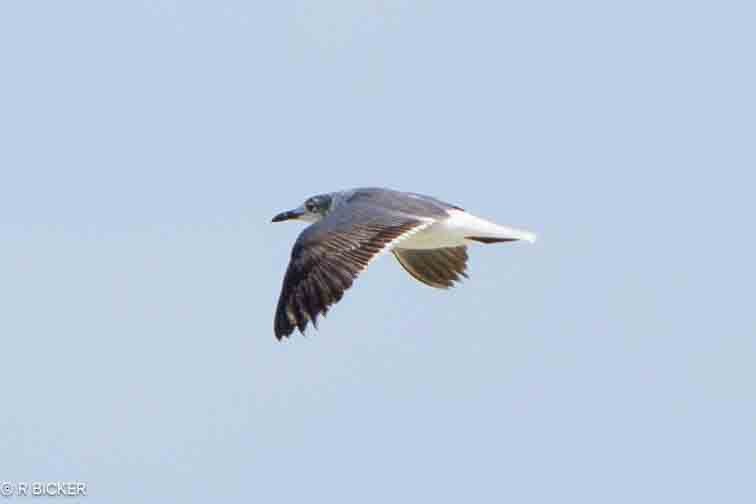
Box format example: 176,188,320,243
335,187,462,219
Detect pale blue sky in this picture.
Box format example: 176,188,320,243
1,1,754,502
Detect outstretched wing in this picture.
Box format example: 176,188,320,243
274,203,432,340
392,246,469,289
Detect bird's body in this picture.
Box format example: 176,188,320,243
271,187,536,340
397,208,536,249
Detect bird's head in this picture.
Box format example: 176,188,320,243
272,193,334,224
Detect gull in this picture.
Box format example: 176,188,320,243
271,187,536,340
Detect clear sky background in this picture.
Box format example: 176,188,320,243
1,1,754,502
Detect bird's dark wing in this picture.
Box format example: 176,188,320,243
274,203,432,340
392,246,469,289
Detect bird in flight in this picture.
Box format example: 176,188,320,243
271,187,536,340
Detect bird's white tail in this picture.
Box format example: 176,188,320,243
446,210,537,244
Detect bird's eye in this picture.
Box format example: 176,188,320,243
305,200,316,212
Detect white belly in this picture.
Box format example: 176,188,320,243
395,209,537,250
396,221,466,249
